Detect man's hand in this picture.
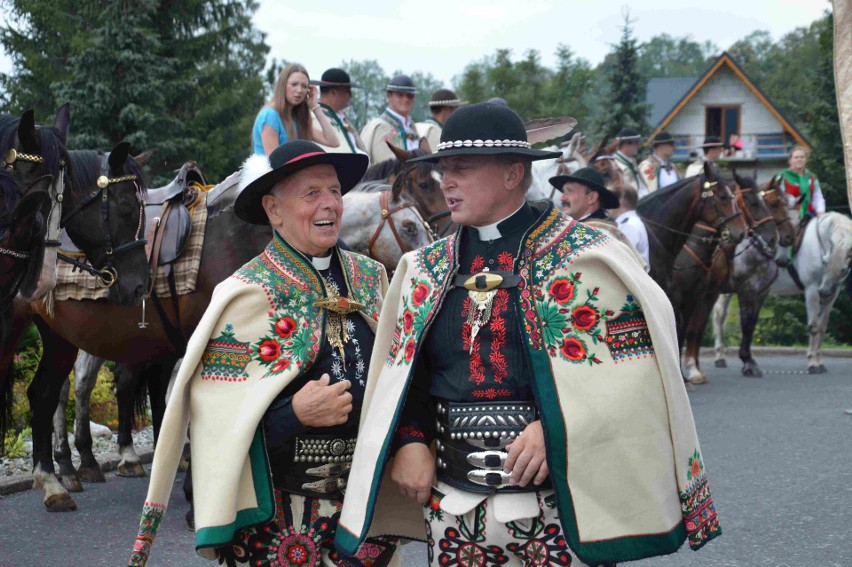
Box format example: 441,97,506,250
390,442,435,504
504,420,549,487
292,374,352,427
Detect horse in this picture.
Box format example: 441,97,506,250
0,145,151,511
674,172,786,384
711,175,796,378
528,133,587,204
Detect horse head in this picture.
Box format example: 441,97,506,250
759,174,796,247
380,144,447,238
733,170,778,252
699,161,747,245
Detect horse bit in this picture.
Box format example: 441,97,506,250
59,152,147,287
700,179,743,242
368,166,434,258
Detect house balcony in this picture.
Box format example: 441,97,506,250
671,133,796,163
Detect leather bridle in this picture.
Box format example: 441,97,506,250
367,189,427,259
699,179,743,242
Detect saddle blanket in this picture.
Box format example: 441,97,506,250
53,188,209,301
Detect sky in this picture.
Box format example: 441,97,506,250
0,0,829,86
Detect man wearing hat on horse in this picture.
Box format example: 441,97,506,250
613,126,649,197
128,141,399,566
361,74,422,164
313,67,370,159
416,88,464,152
685,136,726,178
639,131,681,193
336,103,720,566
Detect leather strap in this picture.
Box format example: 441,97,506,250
453,271,521,290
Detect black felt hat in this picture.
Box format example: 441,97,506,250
549,167,620,209
407,103,561,163
701,136,726,148
428,88,464,107
386,74,417,94
236,141,368,225
616,127,642,142
310,68,361,89
650,131,675,146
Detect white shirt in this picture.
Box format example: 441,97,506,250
385,107,420,151
616,210,650,268
655,154,679,189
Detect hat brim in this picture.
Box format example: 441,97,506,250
407,146,561,164
235,153,369,225
310,80,362,89
651,139,675,146
549,175,620,209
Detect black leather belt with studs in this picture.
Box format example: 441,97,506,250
276,434,357,498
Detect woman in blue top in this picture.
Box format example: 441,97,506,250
252,63,341,155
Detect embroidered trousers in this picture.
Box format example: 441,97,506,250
424,487,616,567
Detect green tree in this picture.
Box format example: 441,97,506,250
601,12,650,137
638,34,717,79
341,59,388,131
408,70,443,123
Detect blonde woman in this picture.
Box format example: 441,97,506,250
777,146,825,219
252,63,340,155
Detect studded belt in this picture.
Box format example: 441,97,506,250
275,434,357,499
434,400,549,493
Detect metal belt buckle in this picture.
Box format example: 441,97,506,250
466,450,507,470
467,469,512,489
301,477,344,494
305,462,351,478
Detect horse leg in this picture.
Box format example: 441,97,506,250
805,287,822,374
115,362,146,477
816,291,840,374
738,290,764,378
29,319,78,512
51,376,83,492
684,293,718,385
73,352,107,483
146,357,179,443
712,293,733,368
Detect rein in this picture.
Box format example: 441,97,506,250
2,147,67,249
367,190,421,259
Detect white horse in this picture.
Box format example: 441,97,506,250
766,212,852,373
528,133,587,205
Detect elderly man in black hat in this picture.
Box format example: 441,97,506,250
415,88,465,152
360,74,421,163
685,136,726,177
128,140,400,566
336,103,720,566
613,126,649,197
313,67,369,159
639,131,681,193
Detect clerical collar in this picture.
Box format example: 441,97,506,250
472,203,531,241
312,254,332,271
385,107,412,128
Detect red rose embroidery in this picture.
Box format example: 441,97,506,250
690,458,702,479
412,283,430,306
403,311,414,334
258,340,281,362
560,337,586,361
404,339,416,363
549,279,575,304
572,305,599,331
274,316,297,338
271,359,290,373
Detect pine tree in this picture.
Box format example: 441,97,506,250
601,12,650,137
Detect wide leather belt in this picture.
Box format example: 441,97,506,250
435,400,549,493
277,434,357,498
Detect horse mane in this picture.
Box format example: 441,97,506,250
67,150,148,196
360,149,433,183
0,169,21,214
0,113,67,177
350,180,390,194
636,175,698,212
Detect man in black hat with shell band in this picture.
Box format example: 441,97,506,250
312,68,370,159
360,74,422,164
612,126,649,197
335,103,721,565
638,131,682,193
685,136,726,178
415,88,465,152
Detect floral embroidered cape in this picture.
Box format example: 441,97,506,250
336,203,720,564
128,235,387,566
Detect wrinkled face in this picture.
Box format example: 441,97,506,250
789,149,808,172
388,91,415,116
560,182,598,219
438,156,517,226
262,164,343,256
620,140,640,158
285,72,310,106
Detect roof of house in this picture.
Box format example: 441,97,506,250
645,51,812,151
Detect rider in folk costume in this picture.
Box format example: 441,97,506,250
613,127,649,197
639,131,681,193
775,145,825,220
684,136,725,178
361,74,422,164
553,167,648,272
416,88,465,152
335,103,721,566
312,68,370,160
128,141,399,567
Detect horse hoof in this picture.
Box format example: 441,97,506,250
819,364,828,374
687,375,707,385
808,366,820,375
78,466,107,483
185,509,195,532
742,367,763,378
117,461,147,478
714,359,727,368
59,474,84,493
45,492,77,512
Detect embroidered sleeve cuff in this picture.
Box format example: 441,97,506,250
394,423,430,452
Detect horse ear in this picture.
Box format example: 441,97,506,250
702,159,715,180
133,148,156,167
386,141,409,162
418,137,432,154
109,141,131,173
53,102,71,146
18,109,39,151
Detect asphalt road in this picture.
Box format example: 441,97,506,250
0,354,850,567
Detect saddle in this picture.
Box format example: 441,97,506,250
144,162,206,285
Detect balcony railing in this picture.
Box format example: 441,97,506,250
670,133,793,162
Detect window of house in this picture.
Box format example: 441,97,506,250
705,106,740,143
